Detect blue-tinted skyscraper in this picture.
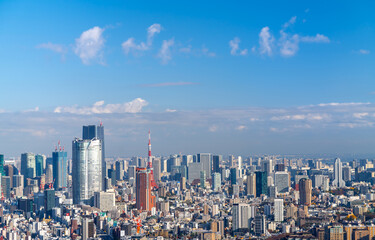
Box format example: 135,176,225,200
21,153,36,185
0,154,4,177
35,154,44,177
53,150,68,189
255,171,268,197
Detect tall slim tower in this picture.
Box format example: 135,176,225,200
72,138,102,204
83,123,106,190
147,131,157,188
332,158,345,188
299,178,312,206
53,141,68,189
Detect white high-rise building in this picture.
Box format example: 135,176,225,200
212,172,221,192
232,203,249,231
332,158,345,188
72,138,102,204
274,198,284,222
274,172,290,193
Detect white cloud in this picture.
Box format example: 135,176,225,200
353,112,368,118
279,31,299,57
236,125,247,131
122,23,162,55
74,26,105,64
300,34,330,43
166,109,177,112
36,42,66,54
54,98,148,114
229,37,248,56
158,39,174,64
122,38,148,54
209,125,218,132
24,107,40,113
259,27,274,56
147,23,162,45
283,16,297,29
354,49,370,55
202,46,216,57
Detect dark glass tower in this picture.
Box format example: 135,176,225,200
35,154,44,177
255,171,268,197
0,154,4,177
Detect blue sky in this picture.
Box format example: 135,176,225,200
0,1,374,157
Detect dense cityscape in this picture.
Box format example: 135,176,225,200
0,123,374,239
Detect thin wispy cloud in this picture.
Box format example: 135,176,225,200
157,38,174,64
36,42,66,55
229,37,248,56
140,82,198,87
122,23,162,55
74,26,105,64
353,49,370,55
54,98,148,114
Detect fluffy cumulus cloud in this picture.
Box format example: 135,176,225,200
229,37,248,56
354,49,370,55
157,39,174,64
257,16,329,57
122,23,162,55
54,98,148,114
74,26,105,64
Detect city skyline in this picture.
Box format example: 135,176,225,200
0,1,374,156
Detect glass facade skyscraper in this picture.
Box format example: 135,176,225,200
83,124,105,189
72,138,102,204
0,154,4,177
21,153,36,185
52,150,68,189
35,154,44,177
255,171,268,197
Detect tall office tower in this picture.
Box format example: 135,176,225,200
255,171,268,197
0,154,4,177
229,155,235,168
146,131,157,188
299,178,312,206
21,153,36,184
212,155,222,173
188,162,203,183
4,165,14,188
35,155,44,177
274,198,284,222
200,171,206,188
197,153,212,177
254,215,266,236
332,158,345,188
180,177,186,190
274,172,290,193
115,161,124,181
262,159,273,175
45,189,55,217
232,203,249,231
275,164,285,172
13,174,24,188
128,165,136,180
1,176,10,198
212,172,221,192
238,156,242,170
246,173,256,196
136,167,156,212
182,155,193,167
230,168,238,186
52,145,68,189
82,123,106,190
342,166,351,182
46,164,53,184
249,157,253,166
72,138,102,205
153,158,161,181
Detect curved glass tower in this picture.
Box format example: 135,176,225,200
72,138,102,205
